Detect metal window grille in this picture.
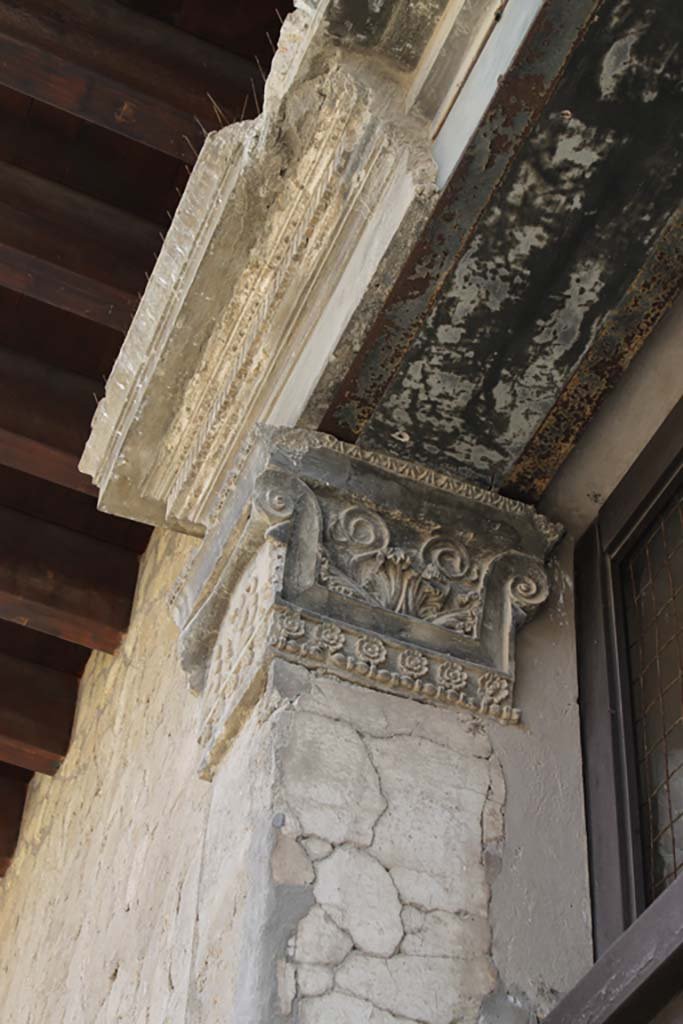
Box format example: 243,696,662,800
622,486,683,903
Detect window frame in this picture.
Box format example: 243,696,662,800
575,397,682,957
545,398,683,1024
544,872,683,1024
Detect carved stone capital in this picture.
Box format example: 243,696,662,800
172,427,562,775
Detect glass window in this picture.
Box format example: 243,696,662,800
622,487,683,902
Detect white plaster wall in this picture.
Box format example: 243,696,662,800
486,537,592,1020
488,296,683,1018
0,529,208,1024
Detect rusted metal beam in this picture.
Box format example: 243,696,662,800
318,0,681,500
503,210,683,503
319,0,603,441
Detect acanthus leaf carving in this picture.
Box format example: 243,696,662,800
320,504,482,637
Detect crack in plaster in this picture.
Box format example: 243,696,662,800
268,671,503,1023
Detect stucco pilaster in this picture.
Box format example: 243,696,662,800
71,7,570,1018
172,425,560,1023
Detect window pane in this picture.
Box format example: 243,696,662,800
622,486,683,904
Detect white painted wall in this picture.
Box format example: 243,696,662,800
491,296,683,1015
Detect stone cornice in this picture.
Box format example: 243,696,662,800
79,0,508,536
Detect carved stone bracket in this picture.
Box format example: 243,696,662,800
171,427,562,775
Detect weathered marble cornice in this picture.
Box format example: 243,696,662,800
172,427,562,775
79,2,445,534
79,0,511,536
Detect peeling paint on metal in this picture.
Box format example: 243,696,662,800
318,0,604,441
503,208,682,503
320,0,682,497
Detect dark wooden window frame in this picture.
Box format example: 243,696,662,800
553,397,683,1023
544,872,682,1024
576,397,682,952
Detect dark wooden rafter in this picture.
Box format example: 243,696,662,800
0,161,160,288
0,763,29,875
0,467,150,553
0,652,76,775
0,618,89,804
0,617,90,675
0,241,137,329
0,427,97,496
0,0,260,159
0,289,123,381
0,0,257,109
0,33,202,162
0,348,102,493
0,160,158,329
0,505,139,652
0,92,187,225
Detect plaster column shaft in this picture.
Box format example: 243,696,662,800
193,658,503,1024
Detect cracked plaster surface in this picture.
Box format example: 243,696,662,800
267,666,504,1024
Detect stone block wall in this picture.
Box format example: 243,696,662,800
0,529,207,1023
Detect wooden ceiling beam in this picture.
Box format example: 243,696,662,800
0,103,182,227
0,505,139,653
0,240,137,330
0,26,229,161
0,288,123,381
0,349,97,454
0,32,203,161
0,0,257,115
0,762,29,876
0,162,159,291
0,429,97,496
0,651,77,775
0,348,101,493
0,467,151,554
0,618,90,678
